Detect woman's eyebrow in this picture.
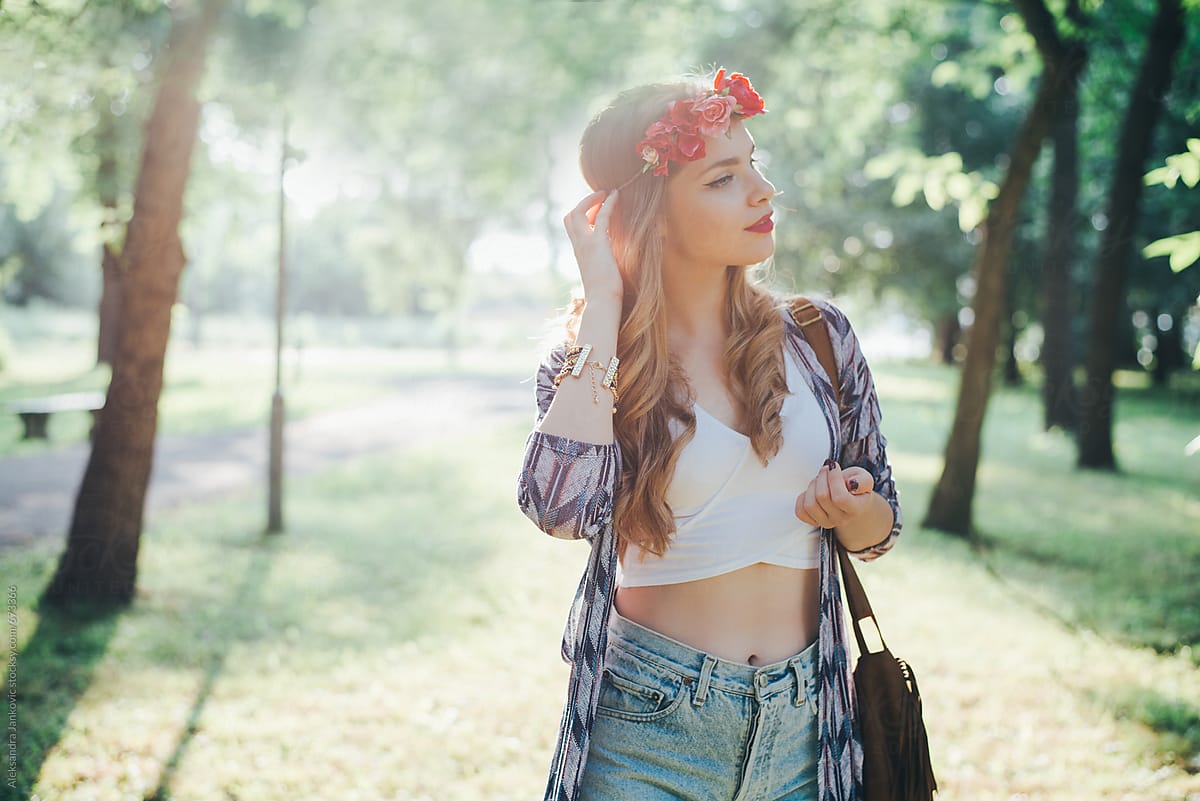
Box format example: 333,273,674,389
701,146,757,176
706,156,741,171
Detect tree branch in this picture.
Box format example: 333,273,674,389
1011,0,1066,62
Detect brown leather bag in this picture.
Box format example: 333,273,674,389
790,296,938,801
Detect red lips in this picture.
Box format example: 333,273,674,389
745,212,774,233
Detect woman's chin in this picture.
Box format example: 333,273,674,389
735,243,776,266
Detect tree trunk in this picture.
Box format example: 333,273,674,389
42,0,226,608
1002,289,1022,387
1078,0,1185,470
1040,39,1088,433
96,85,124,367
933,312,960,364
923,0,1071,538
97,244,122,366
1152,309,1182,385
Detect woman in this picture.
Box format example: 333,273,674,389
516,68,902,801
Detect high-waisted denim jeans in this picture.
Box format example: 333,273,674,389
578,609,820,801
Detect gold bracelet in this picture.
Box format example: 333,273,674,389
552,349,620,412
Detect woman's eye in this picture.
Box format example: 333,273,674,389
706,174,734,188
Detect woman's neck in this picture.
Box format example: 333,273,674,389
662,264,729,350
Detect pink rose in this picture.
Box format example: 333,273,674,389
638,121,676,176
692,94,738,138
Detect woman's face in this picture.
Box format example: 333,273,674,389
661,120,776,274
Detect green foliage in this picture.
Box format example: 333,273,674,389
4,0,1200,366
864,147,1001,231
1143,138,1200,273
1143,231,1200,274
0,181,95,306
1144,137,1200,189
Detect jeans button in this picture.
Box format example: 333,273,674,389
756,673,768,688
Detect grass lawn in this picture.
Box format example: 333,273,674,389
3,356,1199,800
0,307,536,458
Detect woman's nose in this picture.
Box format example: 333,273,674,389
752,171,775,204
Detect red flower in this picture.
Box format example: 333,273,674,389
665,99,700,133
674,129,706,161
714,68,765,117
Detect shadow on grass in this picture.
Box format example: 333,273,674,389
969,494,1200,661
8,530,281,801
921,372,1200,660
1135,694,1200,758
9,428,511,796
143,531,279,801
9,600,120,801
1103,687,1200,765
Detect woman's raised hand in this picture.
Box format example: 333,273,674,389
563,190,623,302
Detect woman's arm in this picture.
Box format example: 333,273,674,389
825,301,903,561
516,191,625,541
515,307,622,540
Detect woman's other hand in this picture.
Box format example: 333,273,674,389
793,459,875,530
563,189,623,301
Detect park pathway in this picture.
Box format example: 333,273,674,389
0,374,531,551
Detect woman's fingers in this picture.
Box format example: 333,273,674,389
564,190,617,236
562,189,624,300
568,189,606,218
588,189,618,228
563,194,595,240
824,461,852,508
795,487,819,527
842,466,874,495
564,190,606,235
795,462,871,527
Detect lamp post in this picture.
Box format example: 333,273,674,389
267,111,291,534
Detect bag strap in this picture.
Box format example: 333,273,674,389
788,296,888,657
788,298,840,409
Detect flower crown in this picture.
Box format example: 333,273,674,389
636,69,766,177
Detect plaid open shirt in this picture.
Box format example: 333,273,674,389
516,296,902,801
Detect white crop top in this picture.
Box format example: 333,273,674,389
618,343,832,587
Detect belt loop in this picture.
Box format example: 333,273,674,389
790,659,807,707
692,655,717,707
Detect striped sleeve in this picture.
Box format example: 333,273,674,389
516,342,621,542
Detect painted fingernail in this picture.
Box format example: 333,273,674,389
823,458,837,470
848,479,859,492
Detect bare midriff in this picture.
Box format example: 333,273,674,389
614,562,820,666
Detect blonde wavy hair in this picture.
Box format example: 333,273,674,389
564,75,792,558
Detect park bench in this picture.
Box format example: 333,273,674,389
6,391,106,440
